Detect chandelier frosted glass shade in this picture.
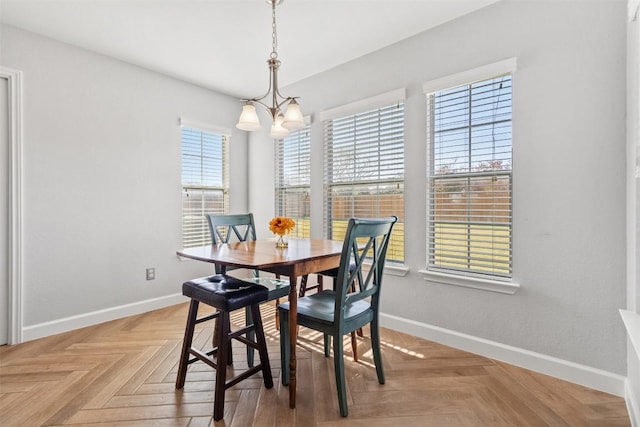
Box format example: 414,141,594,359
269,114,290,138
236,103,262,131
282,100,305,130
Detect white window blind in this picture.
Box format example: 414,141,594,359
275,126,311,238
181,126,229,248
426,74,513,278
323,101,405,263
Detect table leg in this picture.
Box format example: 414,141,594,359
288,273,298,408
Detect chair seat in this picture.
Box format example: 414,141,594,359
279,290,371,326
182,275,269,312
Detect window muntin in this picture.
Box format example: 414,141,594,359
181,126,229,247
427,74,512,278
275,126,311,238
324,102,405,263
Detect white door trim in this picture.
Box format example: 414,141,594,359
1,66,23,344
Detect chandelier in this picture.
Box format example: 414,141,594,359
235,0,305,138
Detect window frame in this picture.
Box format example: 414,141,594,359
320,89,406,265
274,124,311,238
420,59,520,294
180,119,230,248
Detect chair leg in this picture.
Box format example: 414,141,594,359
299,274,309,297
211,314,233,366
250,304,273,389
336,276,362,361
278,307,290,385
224,315,233,365
323,333,330,357
245,307,255,367
350,331,358,362
370,316,385,385
333,334,348,417
176,300,199,389
213,310,230,421
275,274,281,331
300,274,324,297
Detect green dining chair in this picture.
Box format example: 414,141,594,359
278,216,397,417
205,213,290,366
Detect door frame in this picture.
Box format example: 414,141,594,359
1,66,23,344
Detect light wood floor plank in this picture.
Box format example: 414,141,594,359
0,301,631,426
83,346,165,409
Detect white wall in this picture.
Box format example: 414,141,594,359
248,129,276,239
625,0,640,421
250,0,628,377
0,24,249,331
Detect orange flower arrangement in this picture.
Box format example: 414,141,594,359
269,216,296,236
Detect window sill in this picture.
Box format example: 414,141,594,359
383,264,409,277
418,269,520,294
353,262,409,277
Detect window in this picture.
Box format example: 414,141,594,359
275,126,311,238
426,70,513,279
322,90,405,263
181,124,229,247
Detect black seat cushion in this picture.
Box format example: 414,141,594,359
183,275,269,311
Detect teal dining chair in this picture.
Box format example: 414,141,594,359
278,216,397,417
205,213,290,365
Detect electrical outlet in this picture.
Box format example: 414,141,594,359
146,268,155,280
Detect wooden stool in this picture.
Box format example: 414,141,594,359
175,274,273,421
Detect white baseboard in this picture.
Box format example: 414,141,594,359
380,312,626,397
22,293,186,342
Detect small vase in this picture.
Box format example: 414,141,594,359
275,234,288,248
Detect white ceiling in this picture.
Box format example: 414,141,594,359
0,0,500,99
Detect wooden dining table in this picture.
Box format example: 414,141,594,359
176,237,345,409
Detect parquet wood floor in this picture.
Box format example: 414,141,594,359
0,301,631,426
